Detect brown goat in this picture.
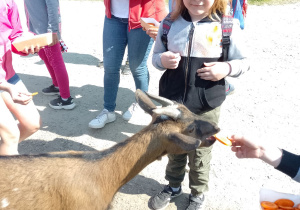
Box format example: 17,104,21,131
0,89,219,210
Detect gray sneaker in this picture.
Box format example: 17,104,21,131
88,109,116,129
185,194,205,210
150,185,183,210
121,61,131,75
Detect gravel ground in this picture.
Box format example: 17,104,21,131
12,1,300,210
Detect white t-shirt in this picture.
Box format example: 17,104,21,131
111,0,129,18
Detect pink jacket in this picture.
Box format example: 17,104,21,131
104,0,167,31
0,0,24,83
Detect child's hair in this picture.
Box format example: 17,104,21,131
171,0,228,21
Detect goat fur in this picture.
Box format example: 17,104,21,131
0,90,219,210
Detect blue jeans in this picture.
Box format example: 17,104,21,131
103,15,153,112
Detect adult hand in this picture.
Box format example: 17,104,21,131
145,27,159,40
196,62,231,81
230,134,283,167
230,135,263,159
22,45,41,55
161,51,181,69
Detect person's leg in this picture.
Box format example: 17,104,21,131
150,153,187,209
38,48,58,88
165,153,188,187
186,107,220,209
103,16,128,111
127,28,153,92
0,96,19,155
1,81,41,142
41,43,71,99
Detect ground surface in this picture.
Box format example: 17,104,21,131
12,1,300,210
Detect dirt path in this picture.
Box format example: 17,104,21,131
12,1,300,209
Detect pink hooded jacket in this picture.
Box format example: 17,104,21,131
104,0,167,31
0,0,24,83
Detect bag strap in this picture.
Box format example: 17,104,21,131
161,13,233,61
161,13,173,51
221,15,233,61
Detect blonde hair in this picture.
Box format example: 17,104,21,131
171,0,228,21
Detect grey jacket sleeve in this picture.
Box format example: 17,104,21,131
152,21,168,71
45,0,60,34
227,19,250,77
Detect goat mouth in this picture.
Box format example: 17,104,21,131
206,136,216,141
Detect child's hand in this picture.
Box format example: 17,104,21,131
49,33,59,46
145,27,158,40
22,45,41,55
197,62,231,81
161,51,181,69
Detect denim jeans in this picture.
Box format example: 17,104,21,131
103,15,153,112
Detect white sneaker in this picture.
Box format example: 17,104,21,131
89,109,116,129
122,102,141,121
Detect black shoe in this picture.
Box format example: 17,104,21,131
150,185,182,210
42,84,60,95
49,96,76,110
185,194,205,210
225,80,235,96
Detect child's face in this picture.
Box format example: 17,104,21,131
183,0,215,21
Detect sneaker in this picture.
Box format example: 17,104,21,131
89,109,116,129
185,194,205,210
42,84,60,95
225,80,235,96
49,96,76,110
121,60,131,75
122,102,141,121
97,59,103,67
150,185,183,210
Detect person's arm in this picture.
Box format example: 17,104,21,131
0,81,32,105
226,19,250,77
275,149,300,182
45,0,60,46
231,135,300,182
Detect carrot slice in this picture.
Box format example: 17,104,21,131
261,201,278,209
213,134,232,146
275,199,294,208
278,206,294,210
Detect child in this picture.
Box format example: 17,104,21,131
24,0,76,110
0,0,41,155
150,0,250,209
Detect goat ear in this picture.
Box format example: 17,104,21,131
168,133,201,151
135,89,157,115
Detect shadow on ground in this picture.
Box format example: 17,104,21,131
19,73,146,143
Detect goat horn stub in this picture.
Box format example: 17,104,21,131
135,89,157,115
152,106,181,120
145,92,174,107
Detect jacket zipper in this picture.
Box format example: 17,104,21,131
183,23,195,102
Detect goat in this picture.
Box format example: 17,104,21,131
0,89,219,210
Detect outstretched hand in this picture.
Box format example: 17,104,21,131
230,135,263,159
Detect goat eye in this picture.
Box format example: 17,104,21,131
188,127,195,133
